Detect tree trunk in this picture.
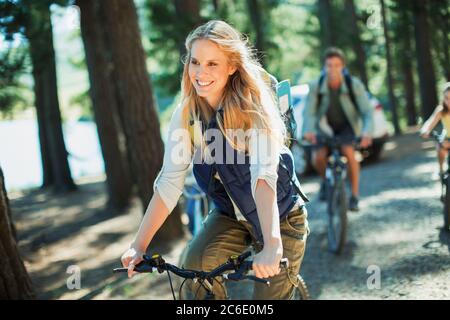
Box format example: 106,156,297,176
212,0,219,12
440,21,450,81
399,7,417,126
412,0,438,119
99,0,183,241
174,0,202,74
380,0,401,135
318,0,335,52
344,0,368,88
246,0,266,66
35,82,54,188
77,0,133,210
0,166,35,299
436,1,450,81
402,53,418,126
0,169,16,240
25,2,76,192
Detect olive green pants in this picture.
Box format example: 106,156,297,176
179,206,309,300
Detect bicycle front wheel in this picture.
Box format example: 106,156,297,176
293,274,310,300
326,180,348,254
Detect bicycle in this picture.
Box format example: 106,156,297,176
430,131,450,232
308,136,360,254
290,138,313,177
113,250,310,300
183,172,212,236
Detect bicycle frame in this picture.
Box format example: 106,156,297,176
439,155,450,201
430,132,449,198
431,131,450,231
325,143,348,188
320,135,362,187
315,136,360,254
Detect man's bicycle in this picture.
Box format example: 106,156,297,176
113,251,310,300
310,136,361,254
431,131,450,232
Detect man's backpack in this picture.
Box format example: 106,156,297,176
316,69,360,116
259,71,309,202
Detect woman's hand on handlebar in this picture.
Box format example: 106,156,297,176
252,241,283,279
421,131,430,139
121,245,145,278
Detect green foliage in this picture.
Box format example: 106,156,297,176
0,0,447,129
144,0,282,99
0,46,29,117
428,0,450,84
0,0,71,37
144,0,201,98
0,0,27,39
0,0,72,118
69,90,92,121
64,27,93,121
268,1,319,83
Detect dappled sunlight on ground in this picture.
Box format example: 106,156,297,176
12,176,191,300
298,131,450,299
9,131,450,300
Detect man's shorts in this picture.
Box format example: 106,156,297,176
314,125,356,150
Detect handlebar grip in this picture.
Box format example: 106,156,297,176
223,273,270,286
245,275,270,286
112,263,157,274
244,258,289,271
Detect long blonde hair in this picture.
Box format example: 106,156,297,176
180,20,286,154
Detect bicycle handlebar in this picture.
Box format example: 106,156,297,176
431,130,446,143
300,136,362,149
113,251,288,286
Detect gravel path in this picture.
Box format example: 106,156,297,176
297,132,450,299
11,131,450,300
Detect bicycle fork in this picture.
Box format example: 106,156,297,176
325,157,347,196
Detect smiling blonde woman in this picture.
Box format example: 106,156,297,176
120,20,310,300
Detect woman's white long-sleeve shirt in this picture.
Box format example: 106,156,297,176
153,103,288,218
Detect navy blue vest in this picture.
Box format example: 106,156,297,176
191,108,309,246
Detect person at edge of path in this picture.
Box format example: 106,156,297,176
420,82,450,182
302,47,374,211
120,20,310,300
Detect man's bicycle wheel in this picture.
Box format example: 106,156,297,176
293,274,310,300
326,180,348,254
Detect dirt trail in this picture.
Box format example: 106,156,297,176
9,128,450,299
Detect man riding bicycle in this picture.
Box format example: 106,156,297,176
302,47,374,211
